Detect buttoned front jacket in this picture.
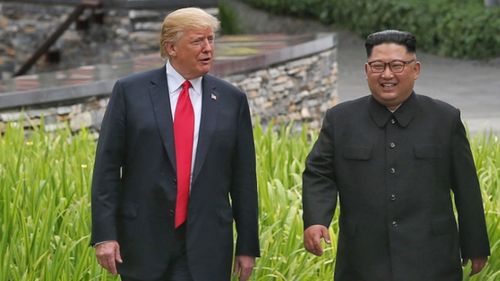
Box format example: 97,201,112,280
91,67,260,281
303,93,490,281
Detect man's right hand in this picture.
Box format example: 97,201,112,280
304,225,331,256
95,240,123,275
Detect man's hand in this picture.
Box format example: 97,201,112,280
462,256,488,276
233,255,255,281
95,240,123,275
304,225,331,256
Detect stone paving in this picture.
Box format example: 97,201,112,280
0,33,324,95
0,3,167,79
335,30,500,135
229,0,500,134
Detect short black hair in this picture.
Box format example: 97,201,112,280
365,30,416,57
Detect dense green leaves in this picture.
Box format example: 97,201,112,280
0,123,498,280
219,0,243,35
242,0,500,59
0,124,104,280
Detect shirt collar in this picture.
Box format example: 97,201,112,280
166,61,203,95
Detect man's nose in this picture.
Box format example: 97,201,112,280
381,64,394,78
202,39,213,52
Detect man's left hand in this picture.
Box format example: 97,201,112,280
462,256,488,276
233,255,255,281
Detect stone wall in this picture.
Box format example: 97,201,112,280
228,50,337,129
0,1,337,133
0,47,337,133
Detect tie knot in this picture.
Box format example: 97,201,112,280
182,80,191,91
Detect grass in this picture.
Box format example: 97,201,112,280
0,122,498,280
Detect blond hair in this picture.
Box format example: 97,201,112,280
160,7,220,59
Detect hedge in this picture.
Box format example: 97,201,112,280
241,0,500,59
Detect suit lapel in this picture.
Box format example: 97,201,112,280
149,66,177,171
192,75,218,184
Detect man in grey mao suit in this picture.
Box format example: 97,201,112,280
91,8,259,281
302,30,490,281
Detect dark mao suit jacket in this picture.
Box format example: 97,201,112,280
303,93,490,281
91,67,260,281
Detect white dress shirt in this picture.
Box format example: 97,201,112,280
166,61,202,181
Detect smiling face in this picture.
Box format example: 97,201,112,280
166,27,215,80
364,43,420,110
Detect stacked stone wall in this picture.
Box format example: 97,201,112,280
0,48,337,133
0,2,337,133
228,50,337,128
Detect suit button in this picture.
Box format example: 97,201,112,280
392,220,398,227
172,178,177,185
389,167,396,174
391,118,396,124
390,194,396,201
389,142,396,148
169,209,174,216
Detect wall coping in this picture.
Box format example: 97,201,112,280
0,33,336,110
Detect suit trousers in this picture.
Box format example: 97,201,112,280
121,225,193,281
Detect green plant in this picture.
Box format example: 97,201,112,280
219,0,242,35
0,122,498,280
241,0,500,59
0,123,107,280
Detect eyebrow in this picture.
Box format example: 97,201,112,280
190,35,214,41
367,59,414,63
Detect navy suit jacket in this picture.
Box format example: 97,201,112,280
91,66,260,280
303,93,490,281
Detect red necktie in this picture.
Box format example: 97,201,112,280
173,80,194,228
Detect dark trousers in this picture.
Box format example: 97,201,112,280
121,224,193,281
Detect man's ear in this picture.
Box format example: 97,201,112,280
166,42,176,57
413,61,421,80
364,63,369,79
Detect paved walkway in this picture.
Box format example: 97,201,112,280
231,0,500,135
336,30,500,135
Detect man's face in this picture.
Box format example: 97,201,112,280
364,43,420,110
166,27,214,80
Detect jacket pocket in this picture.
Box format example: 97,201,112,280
414,144,443,159
342,145,372,160
431,217,457,235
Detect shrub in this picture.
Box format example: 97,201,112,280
242,0,500,59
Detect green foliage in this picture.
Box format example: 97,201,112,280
0,123,499,280
466,132,500,281
242,0,500,59
0,124,107,280
219,0,242,35
252,122,336,280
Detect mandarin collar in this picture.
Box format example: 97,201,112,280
369,92,419,128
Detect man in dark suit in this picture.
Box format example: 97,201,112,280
91,7,259,281
302,30,490,281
